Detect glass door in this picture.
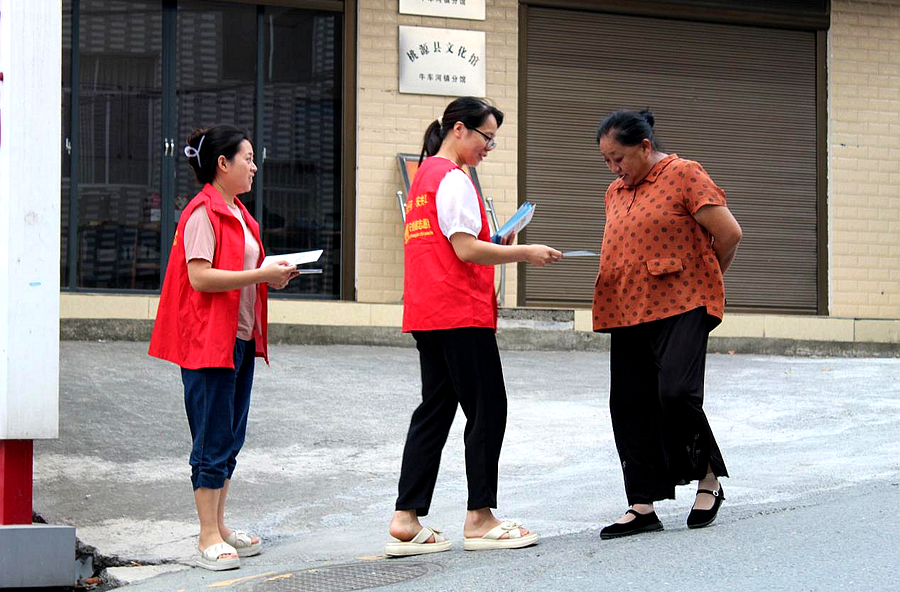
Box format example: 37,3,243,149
61,0,346,298
260,6,342,298
171,1,257,231
73,0,164,290
62,0,74,288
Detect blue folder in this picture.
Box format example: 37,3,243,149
491,202,535,244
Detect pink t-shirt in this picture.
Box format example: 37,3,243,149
183,204,261,341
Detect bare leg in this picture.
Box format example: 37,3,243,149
612,502,655,524
195,487,236,560
216,480,260,545
389,510,434,542
693,466,721,511
216,480,230,537
464,507,531,538
390,507,533,542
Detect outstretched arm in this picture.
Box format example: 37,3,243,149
449,233,561,267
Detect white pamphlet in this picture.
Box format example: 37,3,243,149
261,249,323,268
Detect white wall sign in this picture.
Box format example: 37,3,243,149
399,26,486,97
399,0,485,21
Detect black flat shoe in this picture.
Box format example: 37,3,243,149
600,509,663,540
687,483,724,529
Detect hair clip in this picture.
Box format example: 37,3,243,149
183,134,205,167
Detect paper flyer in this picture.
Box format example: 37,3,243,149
261,249,323,268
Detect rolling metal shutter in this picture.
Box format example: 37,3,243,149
521,7,819,311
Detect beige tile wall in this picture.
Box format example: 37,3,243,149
58,294,900,343
829,0,900,319
356,0,521,305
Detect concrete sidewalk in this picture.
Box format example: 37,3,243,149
32,342,900,591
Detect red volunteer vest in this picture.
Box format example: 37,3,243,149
402,157,497,332
149,184,269,369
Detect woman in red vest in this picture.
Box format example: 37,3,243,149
149,124,297,571
386,97,562,556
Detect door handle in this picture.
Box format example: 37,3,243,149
65,138,72,155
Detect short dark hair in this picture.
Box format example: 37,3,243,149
596,109,661,151
185,124,251,185
419,97,505,164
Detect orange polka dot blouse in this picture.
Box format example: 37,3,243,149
592,154,727,332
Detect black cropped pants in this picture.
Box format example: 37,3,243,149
395,327,507,516
609,307,728,505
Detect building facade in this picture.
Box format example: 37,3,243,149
60,0,900,345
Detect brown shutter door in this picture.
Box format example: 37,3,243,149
522,7,818,311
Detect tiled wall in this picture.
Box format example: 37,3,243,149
356,0,520,304
828,0,900,318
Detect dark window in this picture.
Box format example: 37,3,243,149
74,0,162,290
256,7,342,298
61,0,345,299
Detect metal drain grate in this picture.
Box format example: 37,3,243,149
242,561,442,592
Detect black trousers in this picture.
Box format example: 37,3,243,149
395,327,507,516
609,307,728,505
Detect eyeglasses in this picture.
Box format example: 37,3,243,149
465,125,497,149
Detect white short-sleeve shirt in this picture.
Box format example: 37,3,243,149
435,161,482,239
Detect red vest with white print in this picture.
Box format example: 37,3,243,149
402,157,496,332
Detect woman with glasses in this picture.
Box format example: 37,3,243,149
592,109,742,539
386,96,561,556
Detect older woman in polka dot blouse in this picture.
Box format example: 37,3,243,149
592,109,742,540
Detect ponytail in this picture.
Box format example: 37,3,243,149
418,97,504,165
418,119,446,165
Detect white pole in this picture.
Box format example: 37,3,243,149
0,0,62,445
0,2,75,586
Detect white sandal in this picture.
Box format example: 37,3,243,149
385,526,452,557
196,541,239,571
463,520,539,551
225,530,262,558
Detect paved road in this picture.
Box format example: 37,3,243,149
33,342,900,590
